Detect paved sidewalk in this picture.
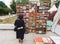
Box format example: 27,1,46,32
0,14,16,20
0,24,14,29
0,30,57,44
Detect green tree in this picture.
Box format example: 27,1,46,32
0,1,11,15
55,1,60,8
0,1,7,8
17,0,29,5
10,0,16,13
3,8,12,14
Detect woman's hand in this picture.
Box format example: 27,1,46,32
18,27,23,29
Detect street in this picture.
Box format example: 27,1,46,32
0,30,57,44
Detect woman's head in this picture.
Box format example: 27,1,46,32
18,14,23,19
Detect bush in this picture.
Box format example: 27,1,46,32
0,7,12,15
0,1,12,15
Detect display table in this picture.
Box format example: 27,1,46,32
54,24,60,36
34,37,54,44
34,37,43,44
50,36,60,44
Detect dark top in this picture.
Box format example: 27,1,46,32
14,19,25,31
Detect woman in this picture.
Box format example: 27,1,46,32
14,14,25,43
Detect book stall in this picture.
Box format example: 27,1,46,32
16,1,50,34
35,2,49,34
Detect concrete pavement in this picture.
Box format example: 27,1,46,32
0,24,14,29
0,14,16,20
0,30,35,44
0,30,57,44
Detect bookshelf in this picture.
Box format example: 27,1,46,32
16,1,50,33
35,2,50,34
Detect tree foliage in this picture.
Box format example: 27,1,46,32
0,1,7,8
55,1,60,8
17,0,29,5
0,1,11,15
10,0,16,13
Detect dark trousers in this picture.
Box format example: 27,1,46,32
16,30,24,40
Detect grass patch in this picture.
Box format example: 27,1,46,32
0,16,17,24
